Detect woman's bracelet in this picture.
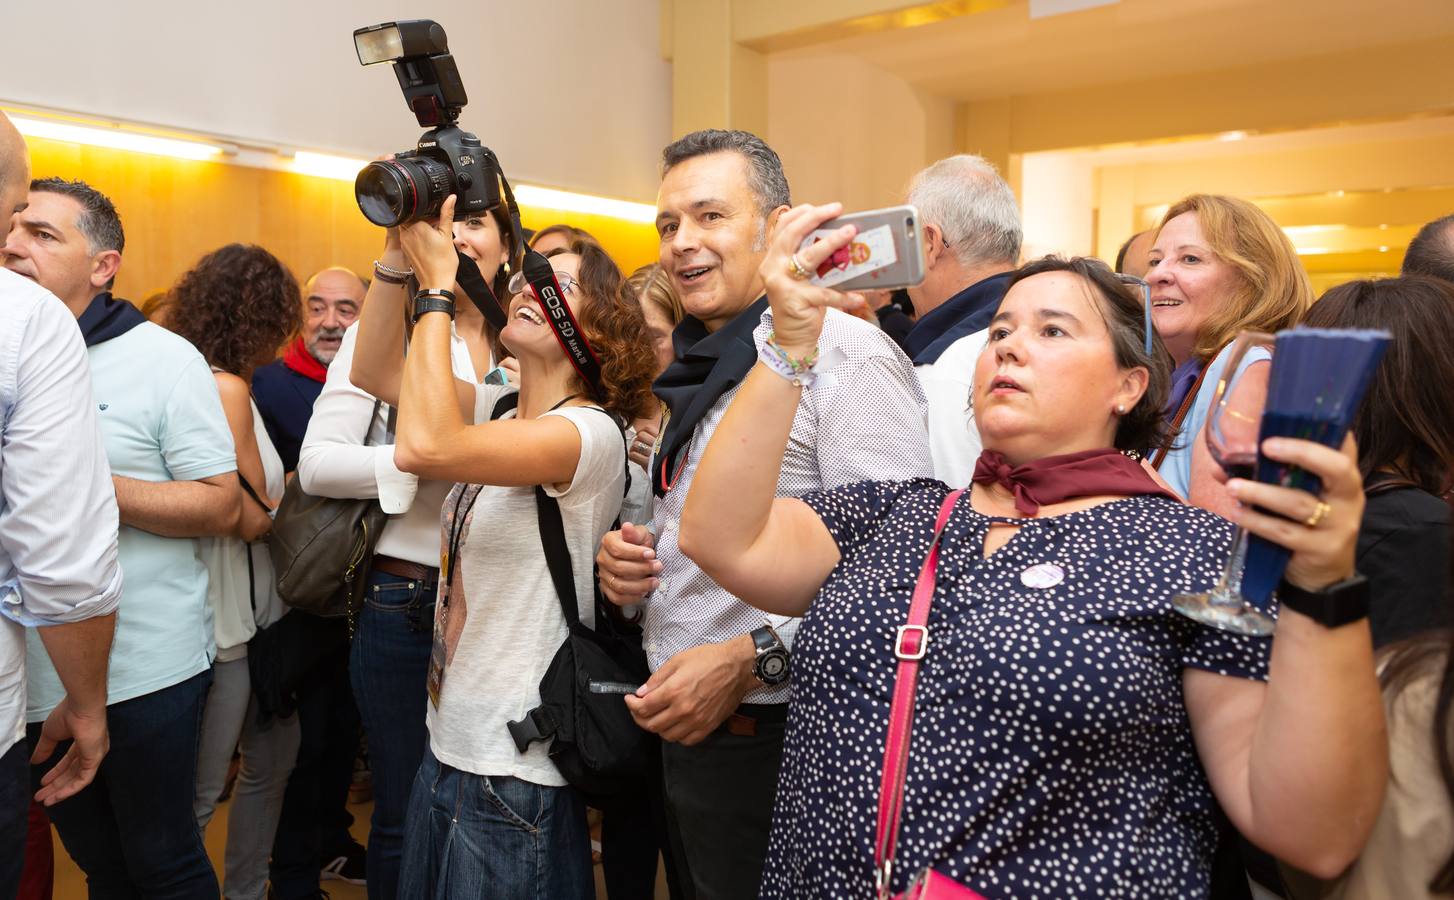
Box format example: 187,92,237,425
760,332,821,388
373,259,414,285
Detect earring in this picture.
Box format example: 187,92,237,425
1115,404,1126,415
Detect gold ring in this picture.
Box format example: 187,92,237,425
787,253,813,281
1304,501,1331,528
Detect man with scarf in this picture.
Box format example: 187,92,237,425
899,155,1023,486
596,129,933,899
2,176,240,897
253,266,365,473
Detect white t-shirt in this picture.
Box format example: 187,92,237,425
426,385,626,786
915,326,988,487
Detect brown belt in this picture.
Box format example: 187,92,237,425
371,554,439,584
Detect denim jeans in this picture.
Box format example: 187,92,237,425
28,668,217,900
1,739,29,899
350,570,436,900
397,746,592,900
270,616,359,899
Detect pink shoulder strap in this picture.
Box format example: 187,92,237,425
873,488,963,898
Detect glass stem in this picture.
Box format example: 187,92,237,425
1208,525,1250,608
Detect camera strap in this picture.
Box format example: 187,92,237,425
453,248,508,333
450,148,521,335
449,162,604,397
520,248,604,396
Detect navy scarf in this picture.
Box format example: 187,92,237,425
77,292,147,347
650,297,769,498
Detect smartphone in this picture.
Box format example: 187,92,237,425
797,204,925,292
483,365,511,386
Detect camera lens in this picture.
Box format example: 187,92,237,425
355,156,454,227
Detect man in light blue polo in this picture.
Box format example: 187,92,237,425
3,175,242,898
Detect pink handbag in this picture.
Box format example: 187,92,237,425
873,489,986,900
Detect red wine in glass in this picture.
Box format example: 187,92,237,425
1171,332,1278,636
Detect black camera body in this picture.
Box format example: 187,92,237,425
353,20,502,228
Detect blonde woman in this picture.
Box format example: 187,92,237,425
1145,194,1312,514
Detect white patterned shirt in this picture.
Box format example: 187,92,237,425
644,307,934,703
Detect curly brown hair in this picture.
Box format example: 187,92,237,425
564,240,659,422
167,244,302,376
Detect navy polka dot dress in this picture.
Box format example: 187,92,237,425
759,479,1272,899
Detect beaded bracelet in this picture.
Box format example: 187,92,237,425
373,259,414,285
760,332,821,388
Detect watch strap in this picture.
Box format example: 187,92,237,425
1277,574,1370,628
412,292,457,324
751,625,781,653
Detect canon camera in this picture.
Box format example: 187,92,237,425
352,20,502,228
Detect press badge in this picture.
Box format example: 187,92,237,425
801,224,897,289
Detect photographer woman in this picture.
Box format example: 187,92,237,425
678,203,1386,898
166,243,301,899
352,195,657,899
298,201,520,900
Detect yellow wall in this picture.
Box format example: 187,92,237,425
24,137,661,302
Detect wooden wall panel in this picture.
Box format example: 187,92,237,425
23,137,661,303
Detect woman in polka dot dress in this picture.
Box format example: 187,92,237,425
677,203,1388,898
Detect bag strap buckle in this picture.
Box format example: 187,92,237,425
506,707,555,753
894,625,929,661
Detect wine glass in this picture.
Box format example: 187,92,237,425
1171,331,1277,636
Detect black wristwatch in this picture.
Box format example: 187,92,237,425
750,625,790,687
412,288,457,324
1276,574,1370,629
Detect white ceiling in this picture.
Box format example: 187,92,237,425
784,0,1454,102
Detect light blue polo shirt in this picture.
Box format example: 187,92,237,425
26,322,236,720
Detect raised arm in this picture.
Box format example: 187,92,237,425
1187,435,1386,878
678,203,864,616
392,197,583,487
349,226,410,405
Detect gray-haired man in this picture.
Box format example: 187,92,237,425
597,130,933,897
900,155,1024,484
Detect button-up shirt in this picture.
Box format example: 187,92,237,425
0,271,122,751
645,307,934,703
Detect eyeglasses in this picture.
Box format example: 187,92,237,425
507,270,579,297
1115,273,1154,356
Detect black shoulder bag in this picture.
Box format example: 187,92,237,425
503,403,651,797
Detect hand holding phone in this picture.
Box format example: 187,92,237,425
796,204,925,293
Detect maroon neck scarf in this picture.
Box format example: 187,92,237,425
972,448,1181,517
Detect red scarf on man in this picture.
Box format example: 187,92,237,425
972,448,1181,517
281,336,328,384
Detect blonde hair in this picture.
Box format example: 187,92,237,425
1157,194,1312,362
627,263,684,328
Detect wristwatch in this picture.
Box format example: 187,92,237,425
412,289,457,324
750,625,791,687
1276,574,1370,628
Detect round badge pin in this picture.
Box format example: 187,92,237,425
1020,563,1066,589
